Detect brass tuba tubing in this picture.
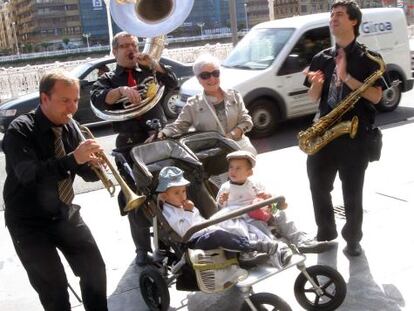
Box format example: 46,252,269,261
69,116,146,212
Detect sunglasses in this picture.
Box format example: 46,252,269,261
198,70,220,80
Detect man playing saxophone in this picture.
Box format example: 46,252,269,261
90,31,178,266
303,0,385,257
3,70,108,310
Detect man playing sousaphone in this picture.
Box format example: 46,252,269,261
91,31,178,266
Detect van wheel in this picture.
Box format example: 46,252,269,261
377,72,402,112
249,98,279,138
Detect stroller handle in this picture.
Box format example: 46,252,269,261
182,196,285,243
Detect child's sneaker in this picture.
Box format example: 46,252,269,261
252,240,278,255
239,251,269,267
280,247,293,267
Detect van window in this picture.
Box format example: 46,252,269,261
278,26,331,75
222,28,295,70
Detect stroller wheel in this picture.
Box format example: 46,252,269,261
294,265,346,311
240,292,292,311
139,266,170,311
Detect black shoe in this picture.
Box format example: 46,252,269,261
135,251,153,266
317,232,338,242
343,242,363,257
297,239,336,254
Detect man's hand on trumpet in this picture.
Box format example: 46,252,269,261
73,139,104,166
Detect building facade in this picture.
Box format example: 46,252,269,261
10,0,83,51
0,0,412,56
0,1,15,54
173,0,247,36
247,0,386,28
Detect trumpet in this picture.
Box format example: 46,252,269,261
68,116,146,212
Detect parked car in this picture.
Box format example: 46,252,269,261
0,56,193,133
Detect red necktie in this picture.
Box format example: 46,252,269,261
127,69,137,87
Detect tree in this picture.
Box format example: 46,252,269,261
40,42,48,51
62,37,70,49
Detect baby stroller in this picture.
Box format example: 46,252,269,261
128,132,347,311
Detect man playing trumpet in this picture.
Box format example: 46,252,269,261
2,70,108,310
91,32,178,266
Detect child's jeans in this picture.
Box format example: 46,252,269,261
188,229,252,252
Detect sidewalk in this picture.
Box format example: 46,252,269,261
1,121,413,311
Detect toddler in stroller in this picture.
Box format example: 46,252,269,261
217,150,333,254
129,133,347,311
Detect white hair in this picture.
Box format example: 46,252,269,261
192,54,221,76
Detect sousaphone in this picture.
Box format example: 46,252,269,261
91,0,194,121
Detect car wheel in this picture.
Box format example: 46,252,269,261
376,72,402,112
162,90,179,119
248,98,279,138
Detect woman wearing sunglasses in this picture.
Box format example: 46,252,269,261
157,54,256,155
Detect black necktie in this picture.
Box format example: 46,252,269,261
327,66,341,109
52,127,74,205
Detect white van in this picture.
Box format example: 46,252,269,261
177,8,413,137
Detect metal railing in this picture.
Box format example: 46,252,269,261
0,43,233,103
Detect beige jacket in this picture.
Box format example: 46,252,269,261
161,89,253,137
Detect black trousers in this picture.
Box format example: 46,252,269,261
307,135,369,244
7,210,107,311
115,133,153,254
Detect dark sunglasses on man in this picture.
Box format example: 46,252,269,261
198,70,220,80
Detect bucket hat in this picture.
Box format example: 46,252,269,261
156,166,190,192
226,150,256,168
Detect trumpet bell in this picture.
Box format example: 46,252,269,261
123,193,147,213
110,0,195,38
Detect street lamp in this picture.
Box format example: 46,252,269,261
244,3,249,31
83,33,91,50
11,22,20,56
197,22,205,37
103,0,114,54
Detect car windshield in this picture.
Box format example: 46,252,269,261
70,62,93,78
222,28,295,70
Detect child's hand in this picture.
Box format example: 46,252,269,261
278,201,288,210
182,200,194,211
218,192,229,206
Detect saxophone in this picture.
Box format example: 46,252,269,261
297,48,385,155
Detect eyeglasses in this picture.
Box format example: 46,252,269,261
198,70,220,80
117,42,138,49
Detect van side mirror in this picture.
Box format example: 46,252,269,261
278,54,303,76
